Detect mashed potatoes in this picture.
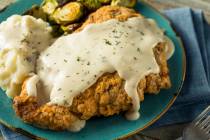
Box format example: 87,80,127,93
0,15,53,97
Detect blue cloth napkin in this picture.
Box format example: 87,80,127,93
151,8,210,128
1,7,210,139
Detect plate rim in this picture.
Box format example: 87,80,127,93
0,1,186,139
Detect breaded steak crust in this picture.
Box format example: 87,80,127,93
13,6,171,131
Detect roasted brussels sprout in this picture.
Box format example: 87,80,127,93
52,2,84,25
111,0,137,8
99,0,111,4
77,0,101,10
42,0,58,15
61,23,82,34
56,0,73,7
24,5,48,21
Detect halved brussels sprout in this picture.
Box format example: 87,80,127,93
61,23,81,34
24,5,48,21
111,0,137,8
56,0,73,7
42,0,59,15
99,0,111,4
77,0,101,10
52,2,84,25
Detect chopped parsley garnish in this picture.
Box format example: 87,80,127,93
128,26,132,29
140,32,145,35
115,41,120,45
77,57,81,61
104,39,112,45
137,48,141,53
20,38,30,44
112,29,117,33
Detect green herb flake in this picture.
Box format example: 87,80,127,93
104,39,112,45
77,57,81,62
115,41,120,45
140,32,145,36
137,48,141,53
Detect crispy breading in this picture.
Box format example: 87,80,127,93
13,81,80,130
77,6,141,31
13,6,171,131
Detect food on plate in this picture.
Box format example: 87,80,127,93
41,0,58,15
0,15,53,97
61,23,82,34
0,0,175,132
26,0,138,34
23,5,48,21
99,0,111,4
52,2,84,25
77,0,102,10
0,6,173,131
111,0,137,8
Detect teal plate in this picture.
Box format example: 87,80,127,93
0,0,186,139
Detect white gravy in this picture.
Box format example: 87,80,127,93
34,17,174,121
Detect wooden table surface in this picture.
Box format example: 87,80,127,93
0,0,210,140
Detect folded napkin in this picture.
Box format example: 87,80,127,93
151,8,210,128
1,7,210,140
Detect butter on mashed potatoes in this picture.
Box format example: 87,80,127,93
0,15,53,97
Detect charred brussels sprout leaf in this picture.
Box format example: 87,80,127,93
61,23,82,34
111,0,137,8
77,0,101,10
98,0,111,4
24,5,48,21
56,0,74,7
52,2,84,25
42,0,59,15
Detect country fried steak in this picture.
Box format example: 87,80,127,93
13,6,171,131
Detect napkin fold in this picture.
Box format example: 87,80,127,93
1,7,210,140
151,8,210,128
